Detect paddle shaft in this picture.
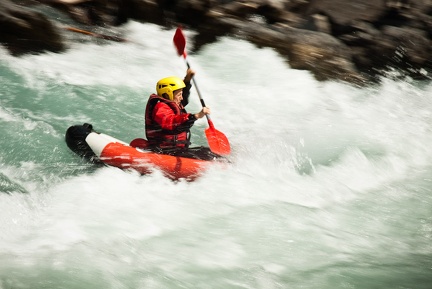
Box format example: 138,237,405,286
174,27,230,155
182,57,215,126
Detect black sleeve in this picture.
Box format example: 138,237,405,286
172,113,196,133
181,81,192,107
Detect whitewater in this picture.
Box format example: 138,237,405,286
0,22,431,289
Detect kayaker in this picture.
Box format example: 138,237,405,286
144,69,220,160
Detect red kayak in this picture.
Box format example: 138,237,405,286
65,123,224,180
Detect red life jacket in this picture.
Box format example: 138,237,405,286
145,94,191,149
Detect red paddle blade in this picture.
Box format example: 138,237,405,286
205,126,231,156
173,27,186,57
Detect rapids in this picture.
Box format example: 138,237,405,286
0,22,431,289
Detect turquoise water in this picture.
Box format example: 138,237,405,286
1,22,431,288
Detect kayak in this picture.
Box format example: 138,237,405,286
65,123,223,180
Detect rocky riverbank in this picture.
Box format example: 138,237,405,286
2,0,431,84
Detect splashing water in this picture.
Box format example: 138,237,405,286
0,22,431,289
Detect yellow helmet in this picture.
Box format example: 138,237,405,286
156,76,186,101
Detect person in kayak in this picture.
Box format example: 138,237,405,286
144,69,221,161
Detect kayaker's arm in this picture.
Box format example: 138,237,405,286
181,69,195,107
193,107,210,120
166,108,210,134
173,114,195,133
153,102,195,133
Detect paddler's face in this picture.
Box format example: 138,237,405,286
173,89,183,105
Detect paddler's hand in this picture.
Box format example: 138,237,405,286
184,68,195,83
194,107,210,119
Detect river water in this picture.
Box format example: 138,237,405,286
0,22,431,289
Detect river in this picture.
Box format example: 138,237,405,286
0,22,431,289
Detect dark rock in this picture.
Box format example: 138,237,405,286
213,18,367,84
0,0,64,55
306,0,388,26
2,0,432,83
376,26,431,67
122,0,164,26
